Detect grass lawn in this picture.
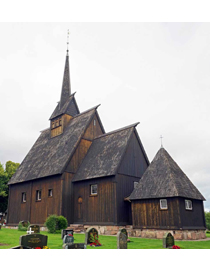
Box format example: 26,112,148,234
0,228,210,249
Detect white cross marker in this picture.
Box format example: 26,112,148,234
27,227,34,234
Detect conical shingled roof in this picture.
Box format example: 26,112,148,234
129,147,205,201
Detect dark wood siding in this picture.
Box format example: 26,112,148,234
116,132,149,225
118,132,148,178
7,181,32,224
73,176,117,225
30,175,62,224
8,175,62,224
131,197,182,229
116,174,139,225
179,198,206,229
65,139,92,173
62,172,74,224
83,114,104,141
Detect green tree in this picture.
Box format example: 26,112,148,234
0,161,20,212
205,211,210,230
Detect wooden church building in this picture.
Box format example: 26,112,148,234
7,49,206,240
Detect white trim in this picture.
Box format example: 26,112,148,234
91,184,97,195
160,199,167,209
185,200,193,210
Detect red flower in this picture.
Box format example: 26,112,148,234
68,234,73,236
35,247,41,249
172,245,180,249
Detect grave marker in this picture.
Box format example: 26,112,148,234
163,232,175,248
28,224,40,234
85,227,98,245
63,243,86,249
19,233,48,249
117,229,127,249
63,234,74,245
61,229,74,239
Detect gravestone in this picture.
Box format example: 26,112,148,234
63,234,74,245
19,233,48,249
28,224,40,234
63,243,86,249
61,229,74,239
163,232,175,248
85,227,98,245
117,229,127,249
20,221,28,227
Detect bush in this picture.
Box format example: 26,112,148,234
205,212,210,230
18,221,30,231
45,215,58,233
45,215,68,233
57,215,68,230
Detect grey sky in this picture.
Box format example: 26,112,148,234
0,22,209,210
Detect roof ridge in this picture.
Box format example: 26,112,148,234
93,122,139,140
73,104,100,119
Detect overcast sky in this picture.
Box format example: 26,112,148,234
0,22,209,210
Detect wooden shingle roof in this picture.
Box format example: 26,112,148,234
129,148,205,201
8,107,98,185
72,123,139,181
49,93,79,120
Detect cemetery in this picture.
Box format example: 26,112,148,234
0,225,210,249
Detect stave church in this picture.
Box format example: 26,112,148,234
7,45,206,240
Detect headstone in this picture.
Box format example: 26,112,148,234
20,221,28,227
61,229,74,239
117,229,127,249
63,234,74,245
163,232,175,248
85,227,98,245
63,243,86,249
19,233,48,249
28,224,40,234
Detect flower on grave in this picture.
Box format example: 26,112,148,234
172,245,180,249
68,234,73,236
89,232,102,246
35,247,41,249
43,246,50,249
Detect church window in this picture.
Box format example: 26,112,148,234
52,122,55,129
160,199,167,209
134,182,138,189
59,119,62,126
90,184,97,195
48,189,53,197
93,119,96,126
185,200,192,210
22,192,26,203
56,120,59,127
36,190,41,201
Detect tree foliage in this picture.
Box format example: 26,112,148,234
205,211,210,230
0,161,20,212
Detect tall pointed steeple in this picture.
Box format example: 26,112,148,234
59,52,71,109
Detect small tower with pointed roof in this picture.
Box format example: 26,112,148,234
128,147,206,239
50,51,79,138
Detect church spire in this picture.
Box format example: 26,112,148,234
59,30,71,109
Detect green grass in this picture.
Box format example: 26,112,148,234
0,228,210,249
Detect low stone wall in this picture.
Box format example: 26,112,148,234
70,224,207,240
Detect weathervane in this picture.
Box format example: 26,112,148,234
67,29,70,55
160,135,163,148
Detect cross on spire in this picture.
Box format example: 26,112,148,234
160,135,163,148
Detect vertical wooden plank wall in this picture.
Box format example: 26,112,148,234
73,177,117,224
131,198,182,229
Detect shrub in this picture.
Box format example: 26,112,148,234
45,215,58,233
205,212,210,230
57,215,68,230
45,215,68,233
18,221,30,231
